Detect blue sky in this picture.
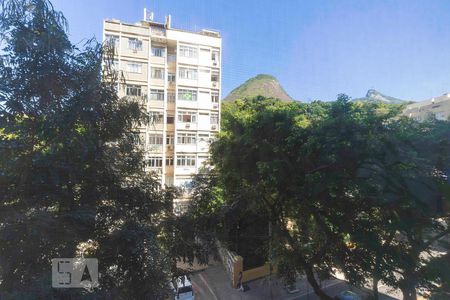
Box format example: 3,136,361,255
53,0,450,102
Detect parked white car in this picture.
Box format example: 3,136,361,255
171,275,195,300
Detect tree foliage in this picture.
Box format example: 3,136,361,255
187,96,450,300
0,0,175,298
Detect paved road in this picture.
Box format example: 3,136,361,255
192,271,220,300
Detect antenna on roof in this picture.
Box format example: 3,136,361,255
144,8,154,21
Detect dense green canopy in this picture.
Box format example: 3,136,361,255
185,96,450,300
0,1,176,299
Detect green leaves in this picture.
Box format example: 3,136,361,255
0,1,175,298
189,96,450,300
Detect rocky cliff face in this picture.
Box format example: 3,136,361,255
352,89,410,104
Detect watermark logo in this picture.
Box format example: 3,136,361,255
52,258,99,289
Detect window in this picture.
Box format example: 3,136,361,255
147,156,163,167
166,134,174,145
150,89,164,101
128,38,143,51
178,89,198,101
211,71,219,82
127,63,142,73
151,67,164,79
168,73,176,83
211,113,219,124
148,134,163,145
212,51,219,61
177,133,196,144
167,54,176,62
151,47,165,57
167,115,175,124
166,156,174,166
105,35,119,47
179,45,198,58
132,132,145,145
149,111,164,124
177,155,196,167
179,68,198,80
167,92,176,102
178,111,197,123
211,92,219,103
126,85,142,96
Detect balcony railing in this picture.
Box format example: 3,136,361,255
146,167,163,175
128,94,148,106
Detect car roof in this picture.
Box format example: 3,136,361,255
175,275,192,288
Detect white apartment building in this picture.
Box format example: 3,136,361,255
404,93,450,122
103,12,221,212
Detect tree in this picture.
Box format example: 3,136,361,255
187,96,450,300
0,0,175,298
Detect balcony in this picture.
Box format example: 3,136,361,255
177,122,198,131
128,94,148,106
146,167,163,175
175,166,196,175
147,144,163,153
176,144,196,153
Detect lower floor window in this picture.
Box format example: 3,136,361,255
147,157,163,167
132,132,145,145
148,134,163,145
166,156,174,166
176,155,196,167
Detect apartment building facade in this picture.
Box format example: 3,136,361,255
103,14,221,212
404,93,450,121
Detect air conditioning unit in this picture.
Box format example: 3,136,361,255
213,61,217,66
185,124,190,129
212,82,217,87
213,104,219,109
211,125,217,130
168,145,173,150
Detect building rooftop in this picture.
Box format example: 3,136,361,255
105,12,221,38
406,93,450,110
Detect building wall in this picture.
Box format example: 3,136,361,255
103,17,221,213
404,93,450,121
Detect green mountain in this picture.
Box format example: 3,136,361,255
223,74,294,102
352,89,410,104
